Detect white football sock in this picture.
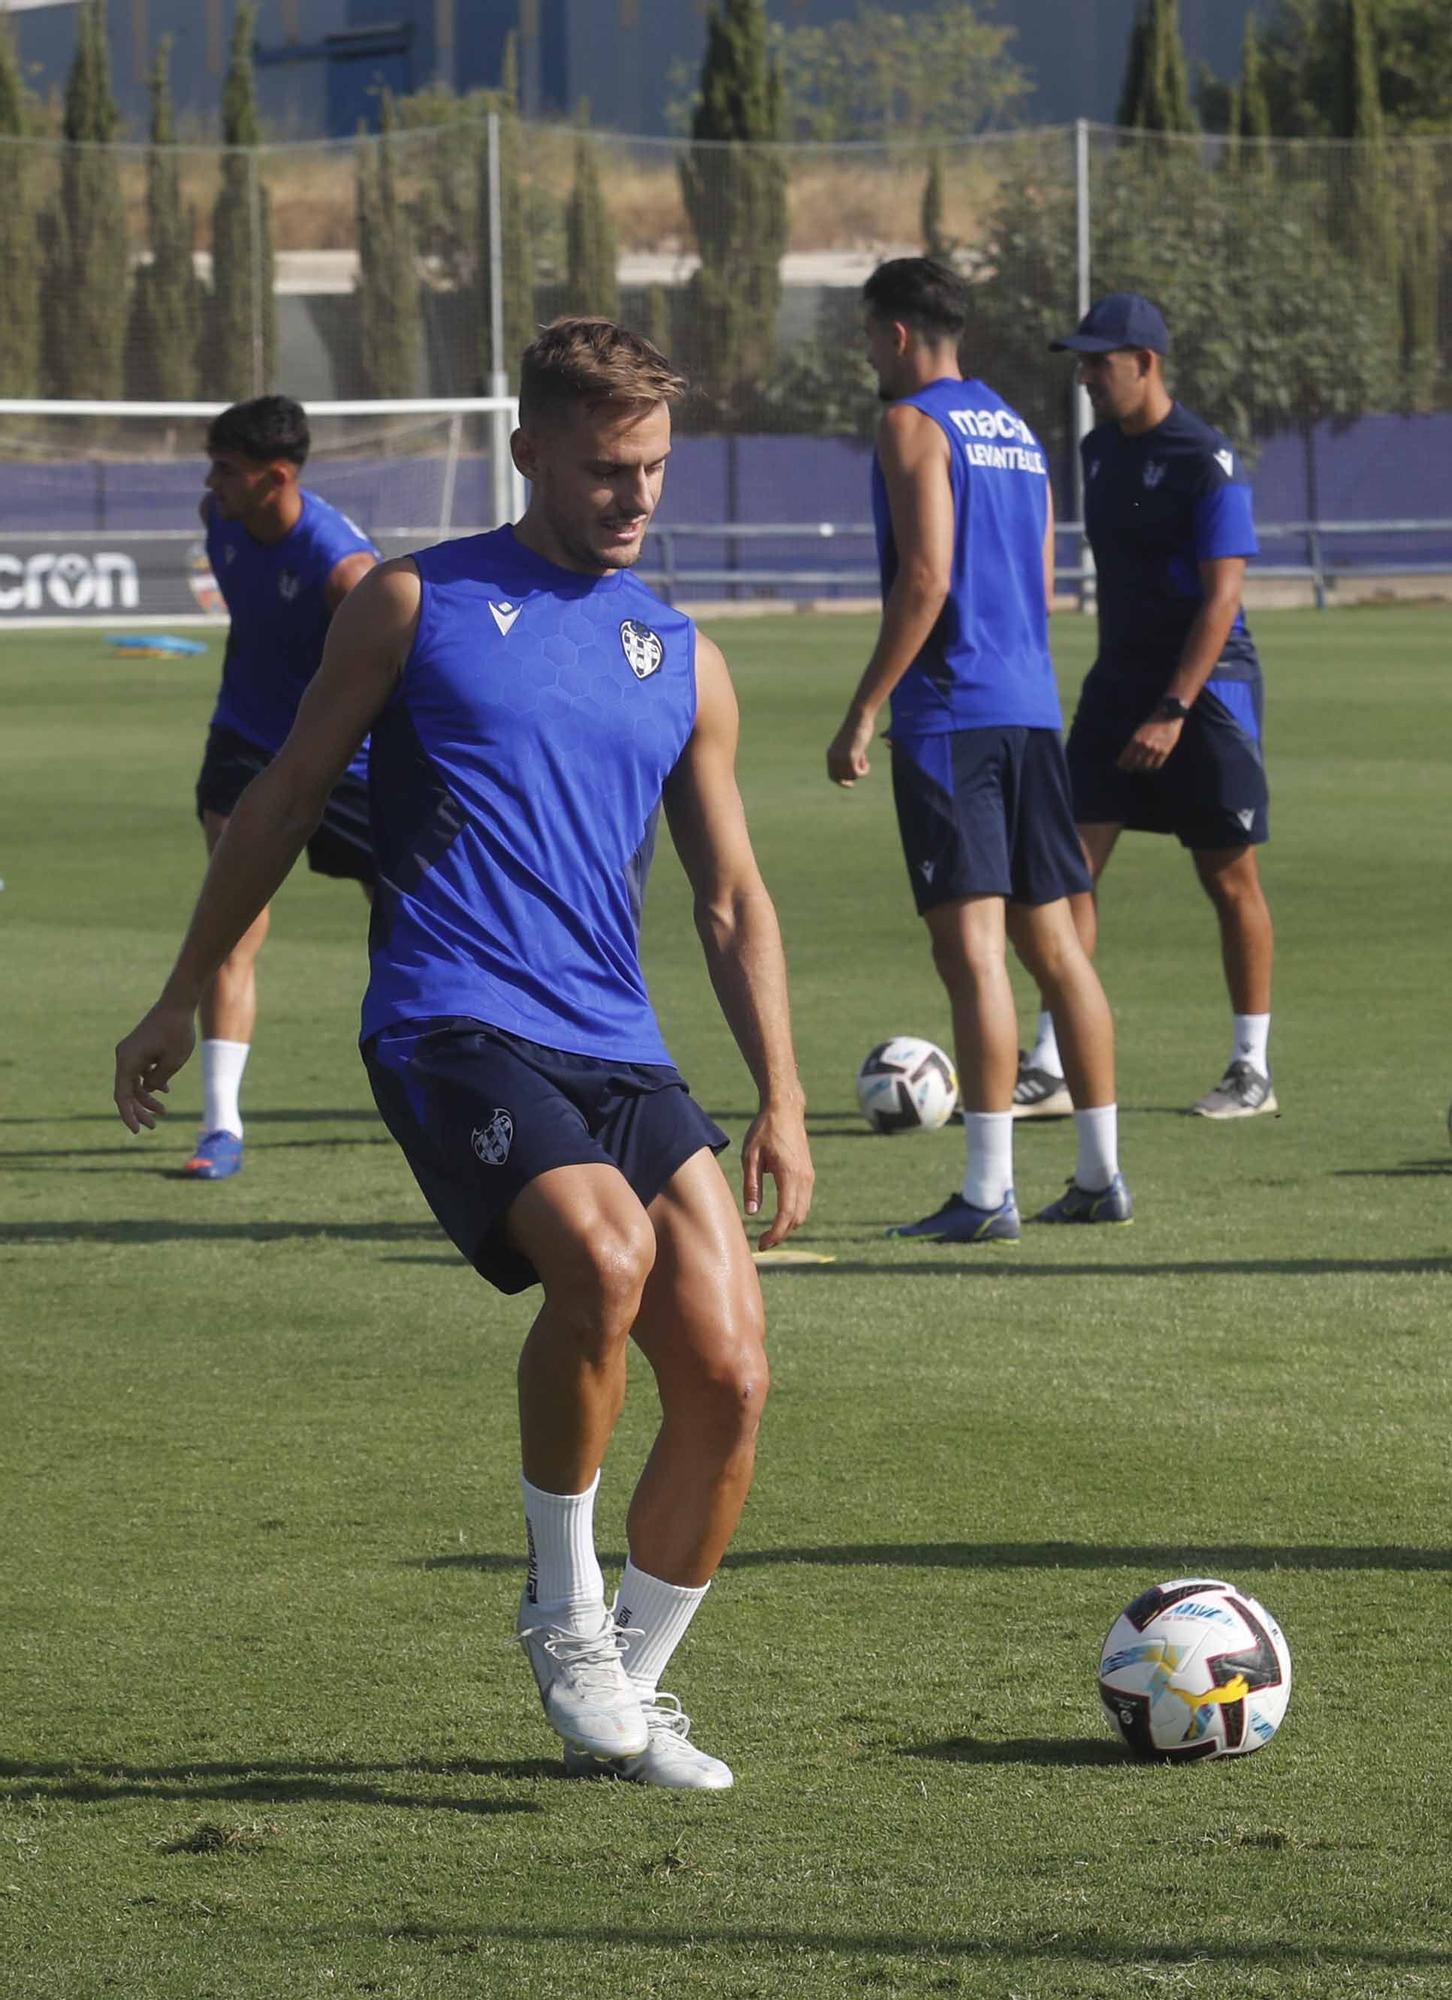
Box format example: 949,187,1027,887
1029,1009,1062,1078
520,1470,606,1632
613,1560,709,1698
200,1038,249,1139
1074,1104,1119,1192
1232,1013,1271,1075
962,1110,1014,1210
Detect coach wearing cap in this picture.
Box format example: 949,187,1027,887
1013,291,1278,1124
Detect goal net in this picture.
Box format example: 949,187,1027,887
0,398,521,628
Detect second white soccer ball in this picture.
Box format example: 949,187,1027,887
1098,1577,1292,1761
856,1037,958,1134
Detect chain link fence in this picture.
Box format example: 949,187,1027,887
0,116,1447,594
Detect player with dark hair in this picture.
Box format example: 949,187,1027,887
1019,294,1277,1120
189,393,378,1178
114,318,813,1790
827,257,1132,1238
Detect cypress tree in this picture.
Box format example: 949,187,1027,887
678,0,788,424
1238,12,1273,144
1117,4,1149,128
356,89,420,396
1336,0,1396,294
563,124,620,322
127,38,202,400
47,0,129,397
641,284,671,357
1147,0,1198,133
479,35,533,389
208,2,276,398
1398,144,1439,406
921,151,952,262
0,23,40,396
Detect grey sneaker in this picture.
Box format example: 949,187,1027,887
516,1604,648,1758
1013,1054,1073,1119
563,1691,734,1791
1192,1061,1278,1119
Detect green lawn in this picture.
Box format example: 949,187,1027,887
1,609,1448,1999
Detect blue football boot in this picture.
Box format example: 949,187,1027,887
887,1190,1021,1244
183,1129,244,1180
1034,1172,1133,1225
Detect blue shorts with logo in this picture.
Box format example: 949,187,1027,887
1066,670,1269,849
890,726,1092,913
363,1016,729,1294
196,723,375,885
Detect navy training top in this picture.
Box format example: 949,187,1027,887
1082,401,1261,684
207,488,378,777
871,376,1062,736
360,527,698,1065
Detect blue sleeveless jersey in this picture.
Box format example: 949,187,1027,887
871,378,1061,734
207,489,377,777
360,527,698,1064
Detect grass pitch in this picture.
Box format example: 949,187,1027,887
1,608,1448,1999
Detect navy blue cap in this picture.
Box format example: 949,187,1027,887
1050,292,1169,355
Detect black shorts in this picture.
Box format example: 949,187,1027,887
1066,672,1270,850
195,723,375,886
891,726,1092,914
363,1016,730,1294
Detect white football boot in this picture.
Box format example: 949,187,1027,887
563,1691,734,1790
516,1604,648,1758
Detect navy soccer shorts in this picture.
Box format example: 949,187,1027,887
363,1017,730,1294
195,723,376,886
1066,671,1270,850
890,726,1092,914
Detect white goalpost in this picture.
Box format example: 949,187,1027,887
0,396,522,630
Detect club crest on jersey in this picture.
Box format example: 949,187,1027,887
471,1110,514,1167
278,569,301,600
1142,461,1167,490
620,618,663,680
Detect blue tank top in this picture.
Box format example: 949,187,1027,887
871,378,1062,734
360,527,698,1064
207,488,377,776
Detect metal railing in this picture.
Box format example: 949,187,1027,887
638,519,1452,611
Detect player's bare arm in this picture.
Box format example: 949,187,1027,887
664,632,813,1248
827,403,953,786
1118,556,1248,772
324,548,379,612
113,558,420,1133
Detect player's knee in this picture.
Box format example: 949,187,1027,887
548,1216,656,1350
691,1330,770,1446
931,929,1001,993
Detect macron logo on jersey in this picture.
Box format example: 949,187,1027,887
1214,449,1235,478
947,406,1046,476
487,600,522,637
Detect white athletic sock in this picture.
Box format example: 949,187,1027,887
1074,1104,1119,1192
1232,1013,1271,1076
520,1470,606,1632
1029,1009,1062,1078
612,1560,709,1698
962,1111,1014,1211
200,1038,249,1139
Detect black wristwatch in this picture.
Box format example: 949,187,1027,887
1153,695,1191,721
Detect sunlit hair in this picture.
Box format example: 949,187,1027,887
519,317,687,427
205,394,309,466
863,258,969,342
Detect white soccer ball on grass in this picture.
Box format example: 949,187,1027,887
855,1037,958,1134
1098,1577,1292,1761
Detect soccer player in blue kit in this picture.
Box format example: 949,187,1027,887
827,258,1132,1239
114,319,813,1791
189,395,378,1178
1017,293,1277,1120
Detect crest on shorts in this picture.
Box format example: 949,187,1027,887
620,618,663,680
471,1110,514,1167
